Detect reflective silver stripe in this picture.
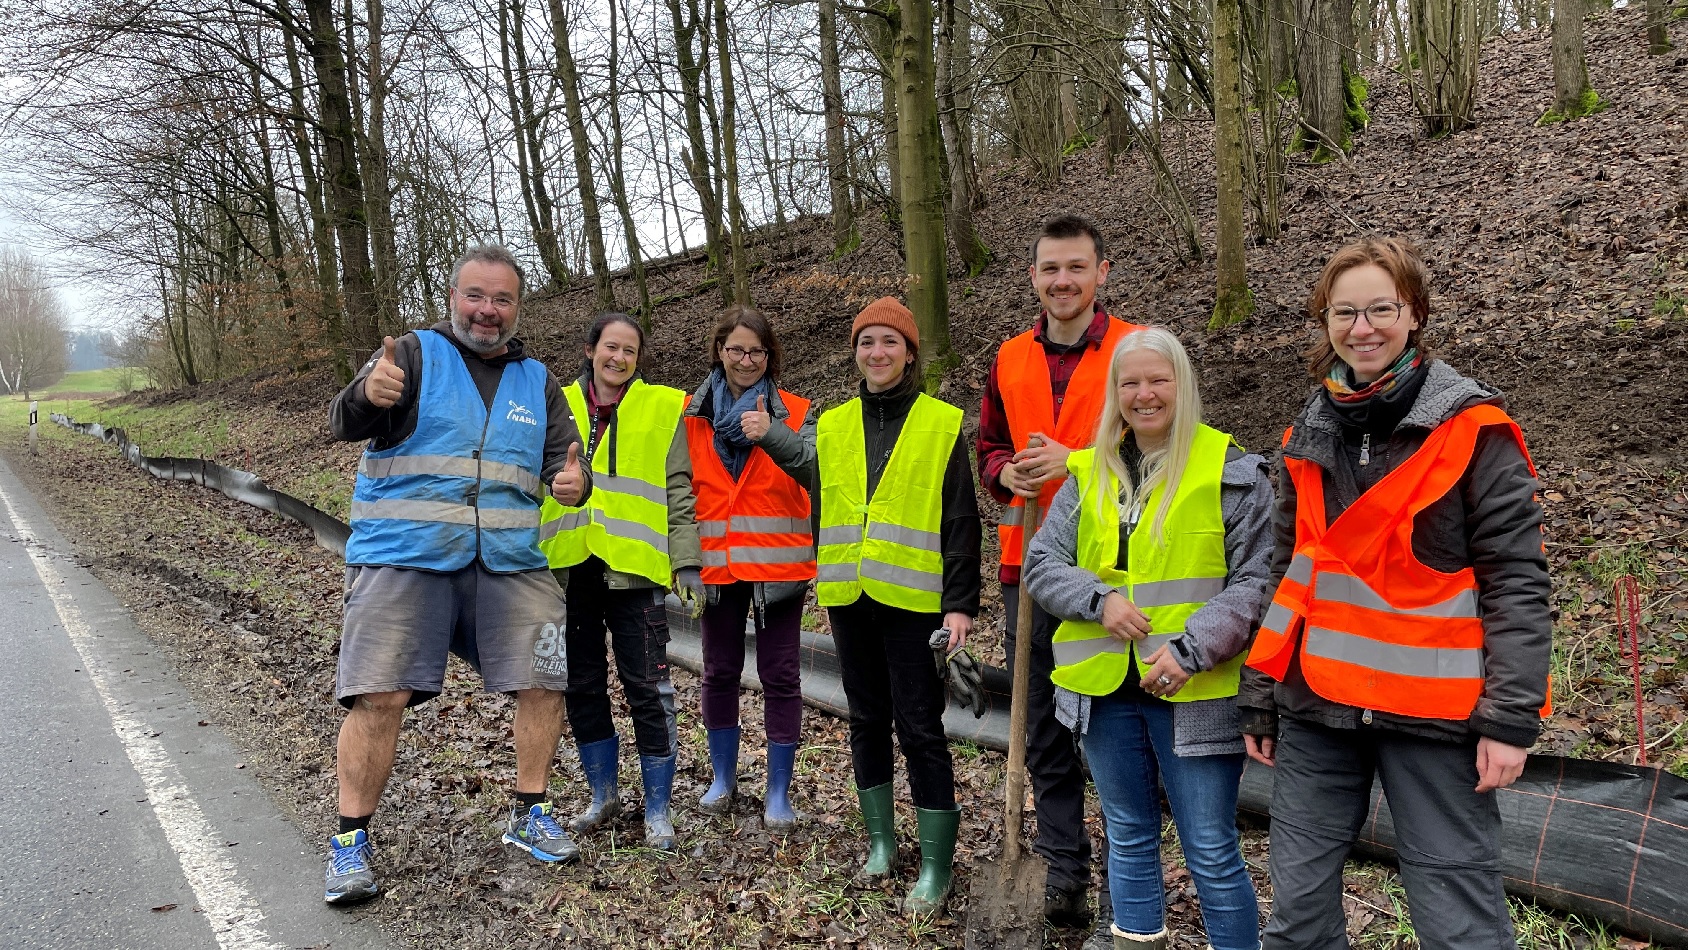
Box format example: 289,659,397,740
727,545,813,564
597,513,670,552
478,507,542,530
1286,553,1314,586
1314,572,1479,619
1260,601,1296,634
817,562,859,582
597,472,666,506
538,509,590,540
1052,636,1127,666
730,515,810,535
702,550,729,567
351,498,476,526
1125,577,1227,609
359,454,541,497
861,558,943,593
819,525,864,546
1304,627,1483,679
1001,505,1024,527
1140,632,1179,655
698,520,729,538
866,522,941,552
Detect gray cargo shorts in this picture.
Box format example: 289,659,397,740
336,563,568,708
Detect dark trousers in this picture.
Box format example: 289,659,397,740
560,558,677,757
1263,718,1516,950
1004,582,1095,891
699,581,804,744
828,596,955,810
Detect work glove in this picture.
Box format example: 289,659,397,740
929,629,988,719
674,568,706,619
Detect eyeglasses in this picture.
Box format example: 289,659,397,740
722,345,769,364
457,291,518,310
1324,301,1406,329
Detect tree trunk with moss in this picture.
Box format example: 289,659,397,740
893,0,953,384
937,0,989,277
819,0,858,255
1646,0,1673,54
1294,0,1354,158
1212,0,1255,329
1546,0,1599,121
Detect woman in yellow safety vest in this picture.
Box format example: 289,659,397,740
1023,326,1272,950
538,312,704,851
814,297,980,916
1238,238,1550,950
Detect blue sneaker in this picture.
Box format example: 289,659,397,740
503,802,581,863
324,829,378,905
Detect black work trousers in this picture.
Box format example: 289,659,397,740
1004,582,1095,892
559,558,677,757
1263,717,1516,950
828,595,956,810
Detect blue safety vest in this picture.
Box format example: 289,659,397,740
345,329,549,573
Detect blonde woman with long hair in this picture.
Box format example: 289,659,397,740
1023,327,1273,950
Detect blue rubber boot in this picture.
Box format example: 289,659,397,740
569,736,621,834
698,726,740,816
763,741,798,833
640,753,678,850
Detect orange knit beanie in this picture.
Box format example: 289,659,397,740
850,297,919,349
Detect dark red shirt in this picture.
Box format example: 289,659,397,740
977,303,1114,585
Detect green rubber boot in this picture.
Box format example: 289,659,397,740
903,806,961,916
855,783,897,881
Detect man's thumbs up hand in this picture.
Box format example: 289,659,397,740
364,336,406,409
550,441,585,506
740,393,772,443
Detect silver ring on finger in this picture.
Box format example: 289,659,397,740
1157,674,1172,686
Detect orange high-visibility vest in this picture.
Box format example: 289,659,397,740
996,316,1140,568
685,389,816,584
1246,403,1549,721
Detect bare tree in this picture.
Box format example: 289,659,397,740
0,250,71,398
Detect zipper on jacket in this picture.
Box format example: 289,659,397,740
1359,433,1371,467
1362,709,1374,725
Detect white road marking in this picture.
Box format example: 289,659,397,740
0,480,287,950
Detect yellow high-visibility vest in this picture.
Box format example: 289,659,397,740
538,379,685,584
815,393,962,613
1050,425,1243,701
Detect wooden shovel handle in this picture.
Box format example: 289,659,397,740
1002,496,1041,863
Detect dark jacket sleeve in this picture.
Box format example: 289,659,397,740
976,354,1017,505
539,369,591,504
940,427,983,617
1462,428,1551,748
1236,451,1297,734
758,399,819,491
328,332,423,446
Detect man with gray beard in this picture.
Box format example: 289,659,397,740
323,243,591,904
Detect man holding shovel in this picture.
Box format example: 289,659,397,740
977,214,1142,928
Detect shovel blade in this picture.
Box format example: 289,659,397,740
963,854,1046,950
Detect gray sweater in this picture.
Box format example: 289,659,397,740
1022,445,1275,757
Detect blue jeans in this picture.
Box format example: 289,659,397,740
1083,694,1258,950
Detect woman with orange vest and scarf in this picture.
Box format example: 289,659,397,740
1238,238,1551,950
682,306,816,832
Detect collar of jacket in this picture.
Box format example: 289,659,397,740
1032,302,1111,350
684,368,791,422
1284,360,1506,469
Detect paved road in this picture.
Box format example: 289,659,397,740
0,452,394,950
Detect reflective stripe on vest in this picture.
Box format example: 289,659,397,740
1244,403,1550,721
815,393,961,612
685,389,816,584
1049,425,1240,701
537,379,685,584
345,329,549,573
996,318,1140,569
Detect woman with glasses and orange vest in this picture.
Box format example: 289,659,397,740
539,312,704,852
1238,238,1551,950
682,305,816,832
815,298,980,916
1023,327,1272,950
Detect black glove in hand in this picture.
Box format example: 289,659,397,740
928,629,988,719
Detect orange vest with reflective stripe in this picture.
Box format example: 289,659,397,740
1246,403,1548,721
996,316,1139,567
685,389,816,584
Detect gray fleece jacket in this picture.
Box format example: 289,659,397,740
1023,443,1276,757
1235,360,1551,748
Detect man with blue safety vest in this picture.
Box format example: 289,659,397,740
324,244,591,905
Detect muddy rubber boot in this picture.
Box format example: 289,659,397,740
640,752,678,850
902,806,961,916
855,783,897,881
570,736,621,834
1111,925,1169,950
698,726,739,816
763,741,798,832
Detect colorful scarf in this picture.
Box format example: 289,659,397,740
1324,348,1422,404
